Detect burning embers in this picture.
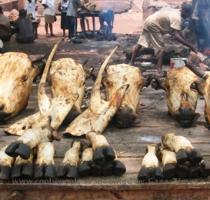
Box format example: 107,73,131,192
138,133,209,182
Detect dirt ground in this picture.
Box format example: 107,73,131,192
3,0,188,65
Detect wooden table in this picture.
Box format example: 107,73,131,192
0,76,210,199
77,11,100,35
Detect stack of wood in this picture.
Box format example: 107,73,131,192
138,133,210,182
57,133,126,179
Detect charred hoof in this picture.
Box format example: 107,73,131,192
45,164,56,178
102,162,113,176
176,165,189,179
5,142,31,159
93,146,116,165
189,166,200,179
5,142,21,157
56,165,68,178
91,162,101,176
21,163,33,178
112,160,126,176
104,147,116,163
155,167,163,180
176,149,188,164
11,165,22,179
14,143,31,159
78,161,92,177
113,107,136,128
66,165,78,179
188,149,202,165
93,148,105,165
163,163,176,179
138,167,162,182
34,164,44,179
0,165,11,180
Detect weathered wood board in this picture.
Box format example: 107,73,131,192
0,81,210,200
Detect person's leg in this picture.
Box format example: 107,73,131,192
130,44,142,65
62,29,65,37
156,49,165,74
49,23,54,36
45,23,48,36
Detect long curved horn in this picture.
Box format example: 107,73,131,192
38,39,62,115
184,61,207,80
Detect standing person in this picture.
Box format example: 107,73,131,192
130,3,197,74
0,6,11,42
58,0,69,37
42,0,56,37
25,0,39,38
66,0,82,40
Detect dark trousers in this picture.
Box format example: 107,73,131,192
67,16,77,38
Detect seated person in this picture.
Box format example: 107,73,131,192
14,9,35,43
0,6,11,41
25,0,40,38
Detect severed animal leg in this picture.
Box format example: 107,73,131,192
5,126,51,159
78,147,93,177
138,144,163,182
162,133,202,165
0,145,15,180
11,153,33,179
57,141,81,179
159,149,177,180
86,132,115,165
86,132,126,177
34,142,56,179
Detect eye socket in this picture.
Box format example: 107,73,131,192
190,82,197,91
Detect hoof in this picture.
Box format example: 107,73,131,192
21,163,33,178
34,164,44,179
14,143,31,160
45,164,56,178
102,162,113,176
138,167,150,182
176,149,188,164
91,162,101,176
112,160,126,176
188,149,203,165
138,167,162,182
93,147,105,165
189,166,200,179
0,165,11,180
176,165,189,179
163,163,176,179
155,167,163,180
104,147,116,163
11,165,22,179
78,161,92,177
56,165,68,178
66,165,78,179
5,142,21,157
